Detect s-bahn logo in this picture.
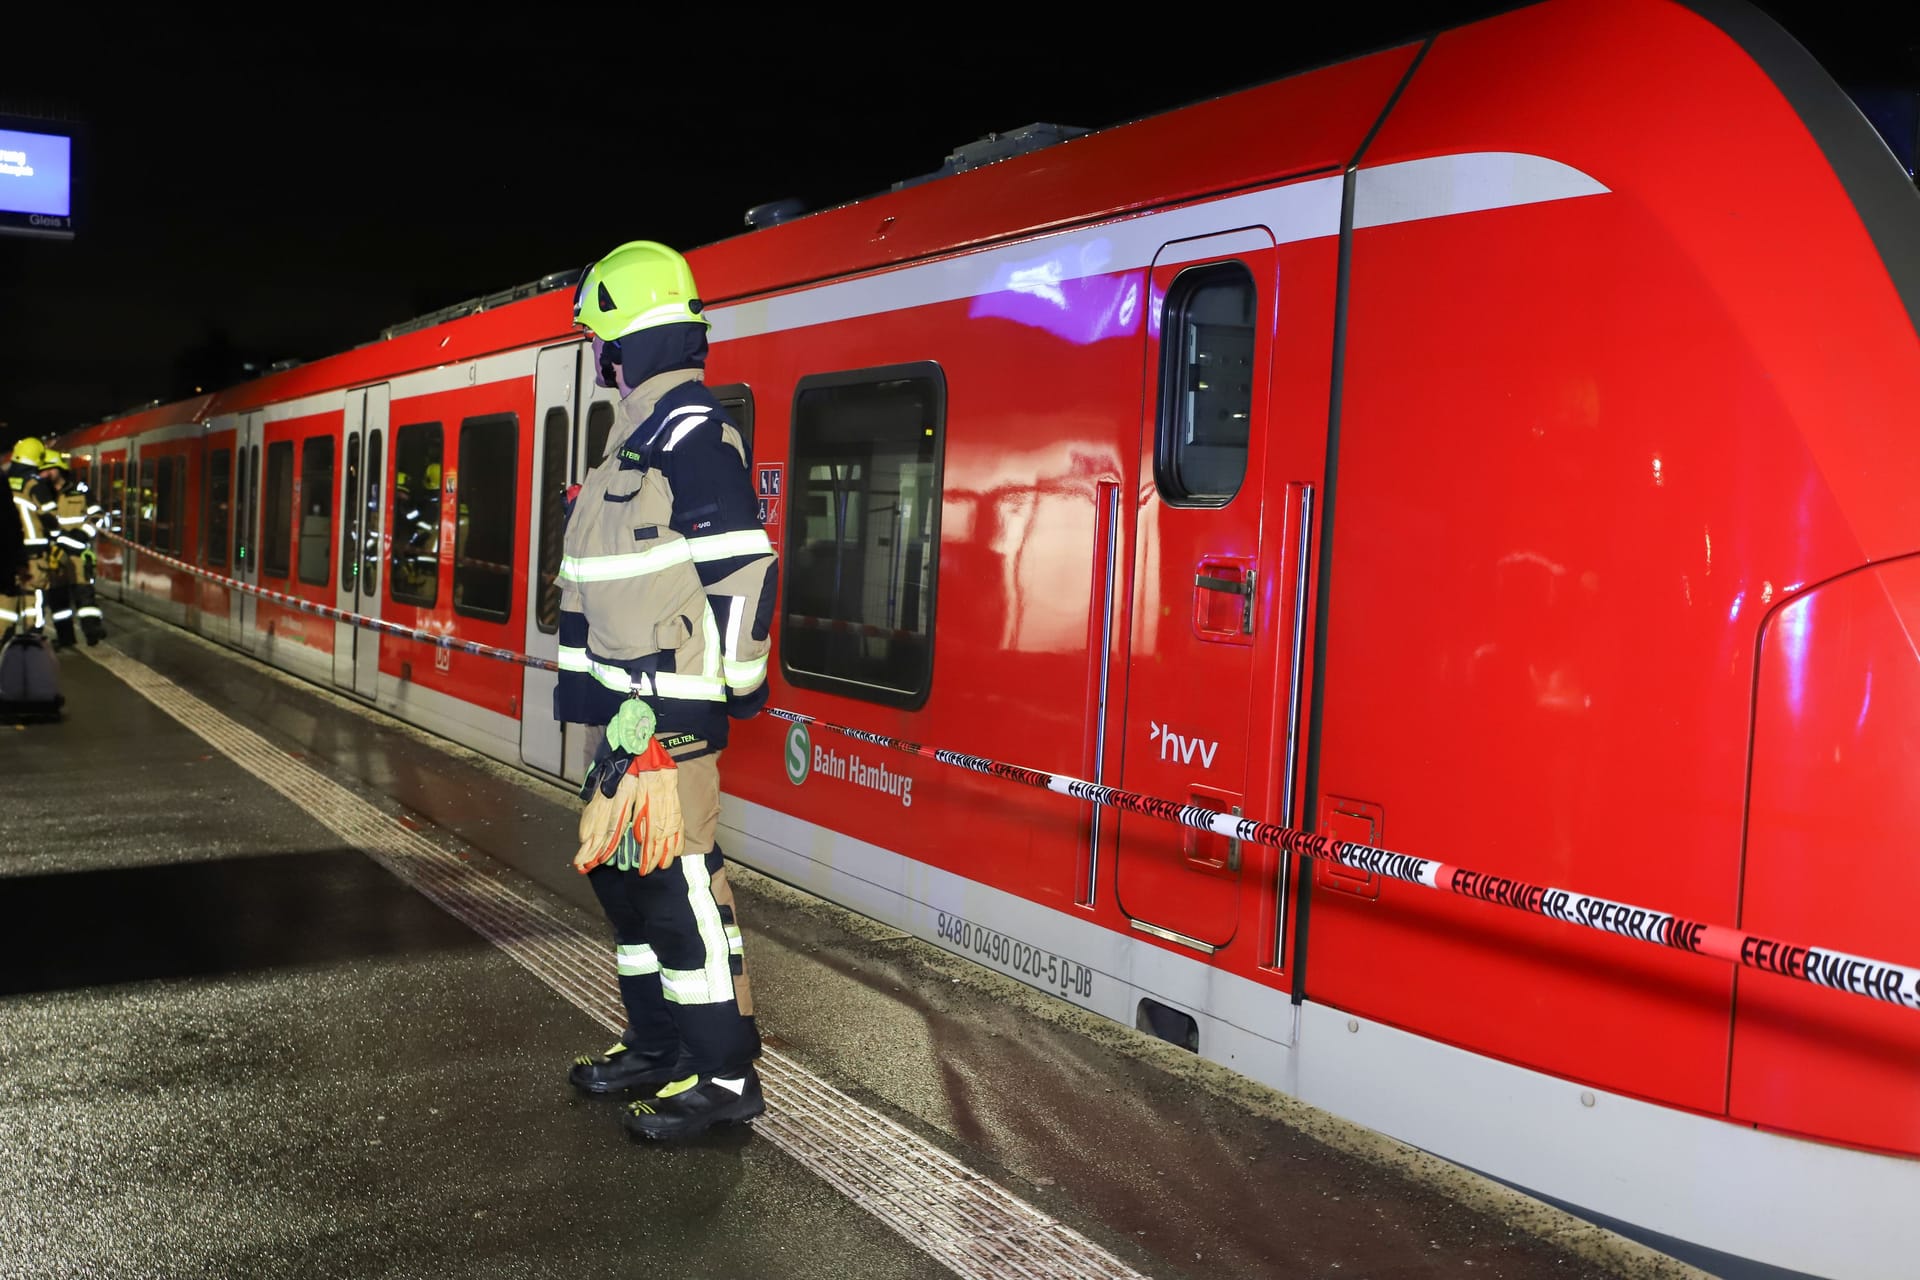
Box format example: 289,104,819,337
780,718,915,806
785,721,811,785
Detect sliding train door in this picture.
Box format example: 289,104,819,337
331,385,389,698
520,344,586,780
233,411,264,650
1112,230,1300,959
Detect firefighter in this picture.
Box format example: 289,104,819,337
5,436,55,637
75,456,107,621
559,240,779,1141
41,451,105,647
390,463,441,600
0,451,19,596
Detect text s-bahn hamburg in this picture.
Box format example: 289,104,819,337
46,2,1920,1275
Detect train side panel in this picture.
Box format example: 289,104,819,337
373,371,537,750
251,407,343,676
711,189,1349,985
713,279,1143,917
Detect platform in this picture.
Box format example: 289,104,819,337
0,603,1709,1279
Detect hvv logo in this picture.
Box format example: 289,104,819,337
1149,722,1218,768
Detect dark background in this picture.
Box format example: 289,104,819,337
1,3,1914,444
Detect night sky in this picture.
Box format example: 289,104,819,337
2,3,1913,445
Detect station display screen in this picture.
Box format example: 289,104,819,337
0,126,75,239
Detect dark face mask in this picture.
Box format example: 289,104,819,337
591,334,623,390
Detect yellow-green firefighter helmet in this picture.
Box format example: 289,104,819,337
572,240,708,341
11,436,47,468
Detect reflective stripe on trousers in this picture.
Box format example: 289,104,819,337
617,944,661,976
659,854,743,1006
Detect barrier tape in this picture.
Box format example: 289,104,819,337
102,532,1920,1012
102,532,559,672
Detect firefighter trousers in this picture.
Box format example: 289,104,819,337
45,582,103,646
584,749,761,1079
3,587,45,638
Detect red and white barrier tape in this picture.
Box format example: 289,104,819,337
105,532,1919,1012
766,711,1919,1012
103,532,559,672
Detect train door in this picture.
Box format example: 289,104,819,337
519,344,618,784
520,345,580,777
1113,231,1285,954
120,441,141,594
201,427,240,640
98,448,128,595
331,386,389,697
234,411,264,648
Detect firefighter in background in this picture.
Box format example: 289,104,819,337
391,462,441,599
75,455,107,604
5,436,55,637
559,240,779,1141
0,446,20,598
41,451,106,647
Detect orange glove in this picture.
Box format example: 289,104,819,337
624,740,685,876
574,769,640,874
574,741,684,876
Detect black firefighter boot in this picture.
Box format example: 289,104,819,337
75,585,104,646
622,1066,765,1141
567,1040,682,1096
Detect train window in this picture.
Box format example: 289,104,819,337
781,363,944,709
110,460,125,536
154,457,183,554
584,400,615,470
262,441,294,579
390,422,442,607
1156,262,1256,506
535,406,567,633
208,449,231,568
298,435,334,587
341,432,361,588
362,430,382,593
453,413,518,623
710,382,755,457
168,457,187,553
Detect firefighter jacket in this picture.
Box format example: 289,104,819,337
5,474,51,632
555,370,778,760
49,487,96,572
9,474,51,579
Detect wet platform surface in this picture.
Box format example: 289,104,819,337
1,604,1709,1280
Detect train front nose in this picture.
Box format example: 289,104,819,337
1732,555,1920,1152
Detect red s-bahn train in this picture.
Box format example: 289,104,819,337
40,2,1920,1274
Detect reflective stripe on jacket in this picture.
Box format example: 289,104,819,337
12,491,50,555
